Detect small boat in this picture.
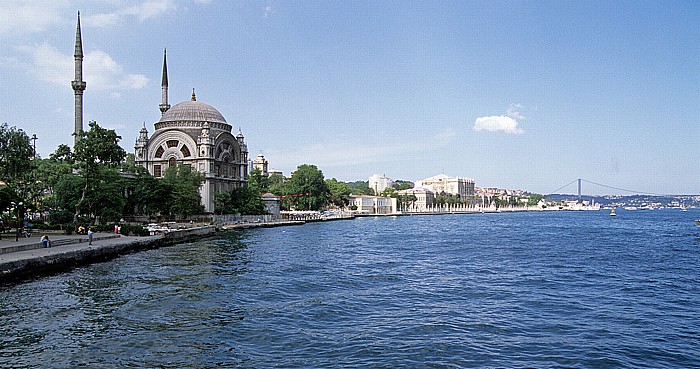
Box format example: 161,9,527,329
695,220,700,227
610,206,616,216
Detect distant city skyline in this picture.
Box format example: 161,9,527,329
0,1,698,195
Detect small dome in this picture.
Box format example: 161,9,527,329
159,100,227,124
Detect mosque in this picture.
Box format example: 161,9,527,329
71,14,249,213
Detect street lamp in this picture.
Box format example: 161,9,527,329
30,134,37,159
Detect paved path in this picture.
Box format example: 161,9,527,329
0,232,123,255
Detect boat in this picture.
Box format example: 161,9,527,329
610,206,616,216
695,220,700,227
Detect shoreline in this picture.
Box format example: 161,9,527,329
0,209,595,283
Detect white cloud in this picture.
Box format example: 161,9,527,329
18,43,148,91
0,1,68,36
474,103,528,134
506,103,526,121
473,115,524,134
84,0,176,28
263,5,274,17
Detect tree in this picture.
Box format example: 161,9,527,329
123,170,168,216
71,121,126,223
287,164,328,210
214,192,232,215
248,168,269,194
392,180,414,191
49,144,74,164
230,186,266,215
162,164,204,218
326,178,351,208
0,123,35,201
347,180,374,195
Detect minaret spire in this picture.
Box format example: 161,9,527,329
71,11,86,146
159,48,170,115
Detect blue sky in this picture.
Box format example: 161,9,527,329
0,0,698,195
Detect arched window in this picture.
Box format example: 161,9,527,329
180,145,191,157
154,146,165,158
168,157,176,169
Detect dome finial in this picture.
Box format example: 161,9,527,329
191,88,196,101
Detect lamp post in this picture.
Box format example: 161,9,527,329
30,134,38,210
16,202,24,242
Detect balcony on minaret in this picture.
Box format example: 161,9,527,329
72,80,86,91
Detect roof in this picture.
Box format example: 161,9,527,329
159,100,227,124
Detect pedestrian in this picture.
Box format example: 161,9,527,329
88,228,93,245
114,224,119,234
41,235,51,248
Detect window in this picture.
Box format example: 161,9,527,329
168,157,176,168
180,145,191,157
154,146,165,158
167,140,178,148
154,165,162,177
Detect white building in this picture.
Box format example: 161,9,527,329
368,174,394,195
415,174,475,198
397,187,434,211
252,153,269,176
349,195,397,214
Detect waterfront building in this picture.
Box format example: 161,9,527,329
415,174,475,198
261,192,281,215
134,50,248,213
348,195,397,214
368,174,394,195
397,187,434,211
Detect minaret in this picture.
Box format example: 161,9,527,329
159,49,170,115
71,11,86,145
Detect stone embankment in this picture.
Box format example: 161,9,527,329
0,226,213,283
0,220,309,282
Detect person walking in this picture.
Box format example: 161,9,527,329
88,228,93,245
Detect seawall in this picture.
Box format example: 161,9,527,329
0,226,217,283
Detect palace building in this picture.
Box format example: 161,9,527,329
134,50,249,213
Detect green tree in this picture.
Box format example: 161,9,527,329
392,180,414,191
162,164,204,218
287,164,328,210
231,186,266,215
214,192,232,215
347,180,374,195
71,121,126,223
0,123,35,203
124,170,168,216
49,144,74,164
248,168,269,194
326,178,351,208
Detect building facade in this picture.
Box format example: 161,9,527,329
348,195,397,214
397,188,434,211
253,154,269,176
414,174,475,198
369,174,394,195
134,50,248,213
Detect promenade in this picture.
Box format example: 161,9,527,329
0,220,304,282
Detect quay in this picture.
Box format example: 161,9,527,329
0,206,593,283
0,221,301,283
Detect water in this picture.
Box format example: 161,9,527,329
1,210,699,368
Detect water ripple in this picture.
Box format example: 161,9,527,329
1,210,699,367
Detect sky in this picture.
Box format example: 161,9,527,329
0,0,698,195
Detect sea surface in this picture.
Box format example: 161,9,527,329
1,209,699,368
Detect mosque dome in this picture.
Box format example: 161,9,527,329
159,100,227,124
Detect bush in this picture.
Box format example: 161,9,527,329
118,224,148,236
